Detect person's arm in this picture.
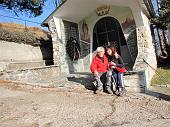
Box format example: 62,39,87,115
90,58,99,77
116,56,124,68
90,57,97,73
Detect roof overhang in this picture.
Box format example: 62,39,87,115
42,0,154,27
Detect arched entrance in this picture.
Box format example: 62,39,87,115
93,17,126,52
93,16,133,70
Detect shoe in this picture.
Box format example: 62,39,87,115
105,88,112,94
94,87,103,94
97,85,103,91
112,86,117,92
117,87,126,96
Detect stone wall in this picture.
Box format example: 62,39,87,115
0,40,54,71
0,65,60,86
0,40,43,61
0,40,43,72
126,29,138,63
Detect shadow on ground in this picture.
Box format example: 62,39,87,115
67,72,96,91
145,89,170,101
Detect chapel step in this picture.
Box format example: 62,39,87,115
0,68,146,92
5,61,46,71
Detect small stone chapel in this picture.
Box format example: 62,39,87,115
42,0,157,91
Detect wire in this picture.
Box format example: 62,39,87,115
0,14,42,24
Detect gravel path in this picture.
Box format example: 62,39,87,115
0,82,170,127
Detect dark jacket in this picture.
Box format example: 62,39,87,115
107,55,125,73
108,55,124,67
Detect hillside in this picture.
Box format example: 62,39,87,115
0,22,51,46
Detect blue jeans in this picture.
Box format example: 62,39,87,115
112,72,124,88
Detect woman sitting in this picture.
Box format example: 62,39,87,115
106,47,127,96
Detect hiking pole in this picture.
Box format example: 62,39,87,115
143,59,168,87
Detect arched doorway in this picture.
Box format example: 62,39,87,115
93,16,133,70
93,17,126,52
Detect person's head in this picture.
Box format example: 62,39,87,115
97,47,105,57
106,47,119,59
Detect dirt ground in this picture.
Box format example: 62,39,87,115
0,81,170,127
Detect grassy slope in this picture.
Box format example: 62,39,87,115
0,22,51,46
151,68,170,85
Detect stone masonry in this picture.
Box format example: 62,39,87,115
133,26,157,86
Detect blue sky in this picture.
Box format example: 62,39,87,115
0,0,56,30
152,0,159,15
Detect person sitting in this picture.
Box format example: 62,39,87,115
106,47,127,96
90,47,112,94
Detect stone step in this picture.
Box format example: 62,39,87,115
0,65,60,86
6,61,46,71
0,68,146,92
123,71,146,92
50,71,146,92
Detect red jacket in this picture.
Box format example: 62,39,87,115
90,54,108,73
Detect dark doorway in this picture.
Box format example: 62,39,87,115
93,17,127,54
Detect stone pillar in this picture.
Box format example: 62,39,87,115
48,18,61,66
59,20,70,74
133,26,157,85
48,17,72,74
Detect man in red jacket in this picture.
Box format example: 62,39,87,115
90,47,112,94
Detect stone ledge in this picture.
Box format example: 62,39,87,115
0,70,147,93
0,65,60,84
5,65,59,73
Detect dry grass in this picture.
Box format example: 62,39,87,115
0,22,50,40
0,22,51,46
28,26,50,39
151,68,170,86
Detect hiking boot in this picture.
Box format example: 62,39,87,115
105,88,113,94
117,87,126,96
112,86,117,92
94,86,103,94
97,85,103,91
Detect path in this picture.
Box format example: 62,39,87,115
0,81,170,127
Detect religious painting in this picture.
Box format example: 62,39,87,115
80,20,90,43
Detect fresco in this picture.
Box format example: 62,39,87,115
80,20,90,43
